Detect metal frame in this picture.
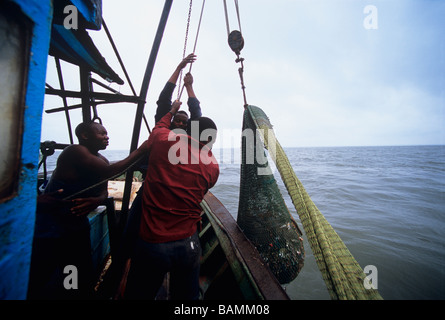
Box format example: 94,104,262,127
43,0,174,233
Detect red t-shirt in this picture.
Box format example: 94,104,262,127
139,112,219,243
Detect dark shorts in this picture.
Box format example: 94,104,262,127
124,232,201,300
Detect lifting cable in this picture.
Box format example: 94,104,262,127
177,0,206,100
223,0,248,107
223,0,242,36
60,2,207,202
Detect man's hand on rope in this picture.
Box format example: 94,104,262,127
70,197,104,217
171,100,182,114
184,72,194,87
177,53,196,70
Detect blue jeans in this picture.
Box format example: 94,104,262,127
124,232,201,300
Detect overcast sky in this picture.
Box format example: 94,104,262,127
41,0,445,149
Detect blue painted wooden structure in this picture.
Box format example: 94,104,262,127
88,207,110,275
0,0,53,300
0,0,115,300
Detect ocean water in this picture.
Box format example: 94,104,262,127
210,145,445,300
45,145,445,300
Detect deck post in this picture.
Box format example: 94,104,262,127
80,66,92,122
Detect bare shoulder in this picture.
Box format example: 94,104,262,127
97,153,110,165
58,145,105,166
56,145,87,163
60,144,89,156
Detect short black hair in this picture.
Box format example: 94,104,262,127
197,117,217,133
75,121,102,141
188,117,217,147
176,110,188,117
75,121,94,140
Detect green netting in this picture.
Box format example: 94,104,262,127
237,106,305,284
245,105,382,300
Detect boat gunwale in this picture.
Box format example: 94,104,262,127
202,192,290,300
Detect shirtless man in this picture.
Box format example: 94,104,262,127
48,122,148,214
28,121,148,299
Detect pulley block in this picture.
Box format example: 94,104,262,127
228,30,244,55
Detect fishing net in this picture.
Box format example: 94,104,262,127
242,105,382,300
237,106,305,284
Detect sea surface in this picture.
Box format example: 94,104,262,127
44,145,445,300
210,145,445,300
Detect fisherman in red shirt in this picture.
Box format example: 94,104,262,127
124,100,219,300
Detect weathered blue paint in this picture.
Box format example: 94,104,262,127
71,0,102,30
0,0,113,299
88,207,110,274
50,24,124,83
0,0,53,300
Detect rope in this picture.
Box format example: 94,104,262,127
223,0,230,36
223,0,247,107
191,0,206,58
234,0,242,34
245,105,383,300
223,0,243,35
177,0,206,100
177,0,193,100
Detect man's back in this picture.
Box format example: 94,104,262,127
139,112,219,243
